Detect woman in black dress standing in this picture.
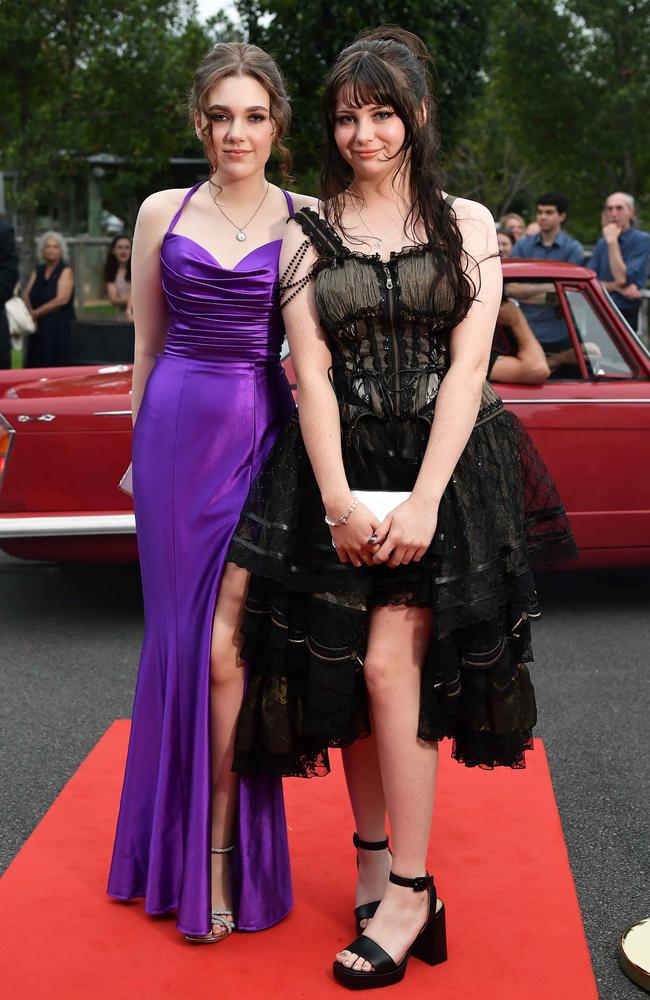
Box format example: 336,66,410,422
228,26,576,989
23,231,75,366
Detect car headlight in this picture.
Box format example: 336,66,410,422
0,414,16,489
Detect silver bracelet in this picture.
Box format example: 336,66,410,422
324,496,359,527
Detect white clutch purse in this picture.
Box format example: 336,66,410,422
118,463,133,496
352,490,411,523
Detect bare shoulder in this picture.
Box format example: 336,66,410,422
287,191,318,213
445,194,494,227
280,209,319,276
445,195,497,256
137,187,193,225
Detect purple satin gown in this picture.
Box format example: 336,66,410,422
107,183,295,936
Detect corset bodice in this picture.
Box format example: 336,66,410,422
286,208,472,428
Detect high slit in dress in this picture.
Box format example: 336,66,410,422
107,183,295,936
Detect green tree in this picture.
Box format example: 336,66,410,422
0,1,222,274
237,0,494,188
487,0,650,237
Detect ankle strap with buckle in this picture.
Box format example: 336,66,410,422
353,833,390,851
389,871,433,892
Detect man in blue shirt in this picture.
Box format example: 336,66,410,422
507,192,584,352
588,192,650,331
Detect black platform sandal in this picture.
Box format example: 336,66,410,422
333,871,447,990
353,833,391,935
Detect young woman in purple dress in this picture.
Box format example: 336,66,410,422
107,43,314,943
227,26,575,988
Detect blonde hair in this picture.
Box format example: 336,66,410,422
189,42,292,179
499,212,525,231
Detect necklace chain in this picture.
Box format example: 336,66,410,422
208,180,271,242
350,195,383,250
349,192,411,252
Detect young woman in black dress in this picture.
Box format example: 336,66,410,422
228,26,575,989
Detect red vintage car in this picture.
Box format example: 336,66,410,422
1,260,649,566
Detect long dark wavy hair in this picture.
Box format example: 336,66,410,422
103,235,132,284
321,26,476,325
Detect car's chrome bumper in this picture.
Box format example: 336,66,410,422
0,514,136,537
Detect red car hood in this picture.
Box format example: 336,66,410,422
3,366,133,400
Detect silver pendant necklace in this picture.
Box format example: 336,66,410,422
351,196,383,250
209,180,271,242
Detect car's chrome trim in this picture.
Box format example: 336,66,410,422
503,397,650,404
94,409,132,416
602,287,650,363
0,513,136,537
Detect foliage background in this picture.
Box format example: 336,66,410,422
2,0,650,267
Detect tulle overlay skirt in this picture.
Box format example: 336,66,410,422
228,400,576,776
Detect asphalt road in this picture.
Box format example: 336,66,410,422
1,550,648,1000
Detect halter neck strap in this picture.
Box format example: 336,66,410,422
282,190,295,218
166,182,204,235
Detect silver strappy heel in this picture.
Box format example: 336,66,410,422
185,845,236,944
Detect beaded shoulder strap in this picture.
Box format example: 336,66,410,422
279,207,346,308
292,207,347,258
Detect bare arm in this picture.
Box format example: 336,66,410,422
603,224,627,284
412,201,501,502
30,268,74,318
504,281,555,303
490,302,549,384
106,280,130,308
279,222,351,511
22,271,36,307
130,191,176,424
279,220,376,567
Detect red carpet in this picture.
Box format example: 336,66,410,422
0,723,597,999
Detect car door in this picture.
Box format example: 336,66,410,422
498,280,650,560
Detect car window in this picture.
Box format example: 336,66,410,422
503,280,570,350
563,288,633,378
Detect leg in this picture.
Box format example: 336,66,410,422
342,731,391,927
208,561,249,936
337,603,439,972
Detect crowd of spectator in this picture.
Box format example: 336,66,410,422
494,189,650,382
2,190,649,379
0,228,133,369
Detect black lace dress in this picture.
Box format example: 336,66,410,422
228,207,576,776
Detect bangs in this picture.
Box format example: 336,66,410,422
329,51,406,116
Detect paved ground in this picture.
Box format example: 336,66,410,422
1,550,648,999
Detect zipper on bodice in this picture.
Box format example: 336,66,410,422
381,261,400,415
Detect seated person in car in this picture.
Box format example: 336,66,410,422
488,297,550,383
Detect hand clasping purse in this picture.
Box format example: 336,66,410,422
352,490,411,523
